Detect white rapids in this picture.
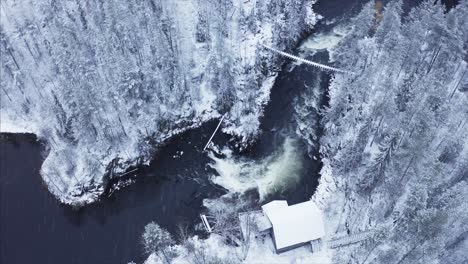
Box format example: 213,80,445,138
208,137,304,201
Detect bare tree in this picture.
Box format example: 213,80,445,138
142,221,176,264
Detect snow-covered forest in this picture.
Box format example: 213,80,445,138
0,0,317,205
317,1,468,263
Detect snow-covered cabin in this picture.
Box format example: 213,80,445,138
239,200,325,254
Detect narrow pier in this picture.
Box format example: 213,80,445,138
203,114,226,151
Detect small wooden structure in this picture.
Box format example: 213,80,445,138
200,214,213,233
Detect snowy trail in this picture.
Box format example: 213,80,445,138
261,44,355,74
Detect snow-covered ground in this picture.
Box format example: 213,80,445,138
143,234,332,264
0,0,318,205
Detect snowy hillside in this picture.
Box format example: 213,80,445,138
315,1,468,263
0,0,318,205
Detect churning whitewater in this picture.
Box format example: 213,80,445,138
208,137,304,201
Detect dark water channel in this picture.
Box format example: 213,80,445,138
0,1,382,263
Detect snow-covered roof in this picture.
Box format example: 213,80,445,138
262,200,325,251
261,200,288,217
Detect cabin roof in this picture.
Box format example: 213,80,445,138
262,200,325,251
261,200,288,217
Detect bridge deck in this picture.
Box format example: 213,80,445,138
261,44,355,75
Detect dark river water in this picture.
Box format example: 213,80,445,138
0,1,387,263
